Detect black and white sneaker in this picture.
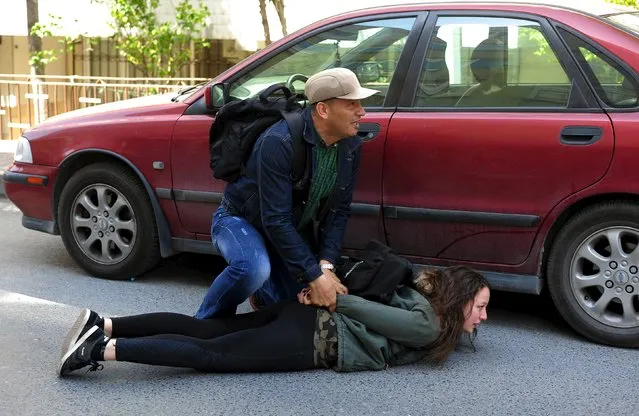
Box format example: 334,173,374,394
58,325,104,377
60,309,102,361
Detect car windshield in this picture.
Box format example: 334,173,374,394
605,12,639,36
229,18,415,101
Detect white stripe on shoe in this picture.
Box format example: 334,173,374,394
58,323,100,377
59,308,91,362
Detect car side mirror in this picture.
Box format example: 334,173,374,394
355,62,381,84
205,82,229,110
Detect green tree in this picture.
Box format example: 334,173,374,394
102,0,211,78
29,0,211,78
607,0,638,7
26,0,44,75
259,0,288,46
28,15,91,72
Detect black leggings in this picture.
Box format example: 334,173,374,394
112,301,319,373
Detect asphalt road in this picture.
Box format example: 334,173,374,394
0,196,637,416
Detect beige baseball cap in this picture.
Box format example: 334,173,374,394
304,68,379,104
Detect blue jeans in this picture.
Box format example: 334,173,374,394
194,206,305,319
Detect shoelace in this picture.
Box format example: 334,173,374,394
85,361,104,374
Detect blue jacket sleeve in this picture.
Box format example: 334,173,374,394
319,148,361,264
256,133,323,283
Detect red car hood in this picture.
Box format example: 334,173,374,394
30,93,187,132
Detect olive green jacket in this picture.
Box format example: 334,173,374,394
332,286,440,372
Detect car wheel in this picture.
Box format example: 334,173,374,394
58,163,160,279
547,202,639,347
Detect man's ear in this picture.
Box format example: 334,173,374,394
314,102,330,120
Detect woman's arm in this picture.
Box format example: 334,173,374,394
334,293,438,348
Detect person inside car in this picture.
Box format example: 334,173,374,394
58,266,490,376
195,68,379,319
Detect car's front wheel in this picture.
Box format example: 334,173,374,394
58,163,160,279
547,202,639,347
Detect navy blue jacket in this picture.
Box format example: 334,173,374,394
222,108,362,283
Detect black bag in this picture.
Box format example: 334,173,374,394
337,240,415,304
209,84,309,186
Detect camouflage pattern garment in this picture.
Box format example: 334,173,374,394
313,309,338,368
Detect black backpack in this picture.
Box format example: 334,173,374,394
337,240,415,304
209,84,310,187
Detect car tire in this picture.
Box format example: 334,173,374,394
547,202,639,347
58,163,160,279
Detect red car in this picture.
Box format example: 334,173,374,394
4,2,639,347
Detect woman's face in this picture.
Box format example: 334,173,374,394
462,287,490,333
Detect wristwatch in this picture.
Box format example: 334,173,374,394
320,263,335,271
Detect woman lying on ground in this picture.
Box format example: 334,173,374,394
57,266,490,376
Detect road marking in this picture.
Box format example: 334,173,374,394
0,200,20,213
0,290,61,306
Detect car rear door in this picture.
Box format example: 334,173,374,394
382,12,614,266
171,12,427,251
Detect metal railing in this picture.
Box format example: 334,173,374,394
0,74,209,140
0,74,209,85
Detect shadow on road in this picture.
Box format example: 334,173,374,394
487,289,583,342
133,253,226,288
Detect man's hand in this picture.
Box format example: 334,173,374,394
323,268,348,294
319,260,347,294
304,272,338,309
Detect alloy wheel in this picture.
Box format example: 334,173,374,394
69,184,137,265
570,226,639,328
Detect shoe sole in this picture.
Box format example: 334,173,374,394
58,325,99,377
59,309,91,362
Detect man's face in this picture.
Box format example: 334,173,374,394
324,98,366,139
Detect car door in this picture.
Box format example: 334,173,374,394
171,13,426,250
383,12,614,266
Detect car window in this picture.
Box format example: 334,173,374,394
229,17,417,108
559,28,638,109
605,12,639,37
413,16,572,108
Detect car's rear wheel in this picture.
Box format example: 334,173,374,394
547,202,639,347
58,163,160,279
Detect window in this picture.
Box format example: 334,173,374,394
559,29,638,109
230,17,416,108
414,16,572,108
605,12,639,37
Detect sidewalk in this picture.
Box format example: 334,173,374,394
0,140,17,197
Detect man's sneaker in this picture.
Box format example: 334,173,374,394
58,325,105,377
59,309,102,361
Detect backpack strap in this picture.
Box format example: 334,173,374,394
259,83,293,103
281,109,309,188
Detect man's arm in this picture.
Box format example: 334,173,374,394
319,147,362,265
256,133,322,283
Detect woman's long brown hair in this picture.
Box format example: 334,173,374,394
412,266,490,363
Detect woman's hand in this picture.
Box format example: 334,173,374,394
297,286,337,312
297,287,311,304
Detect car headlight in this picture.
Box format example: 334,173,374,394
14,136,33,164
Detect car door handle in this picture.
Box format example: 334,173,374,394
357,123,381,142
560,126,603,145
